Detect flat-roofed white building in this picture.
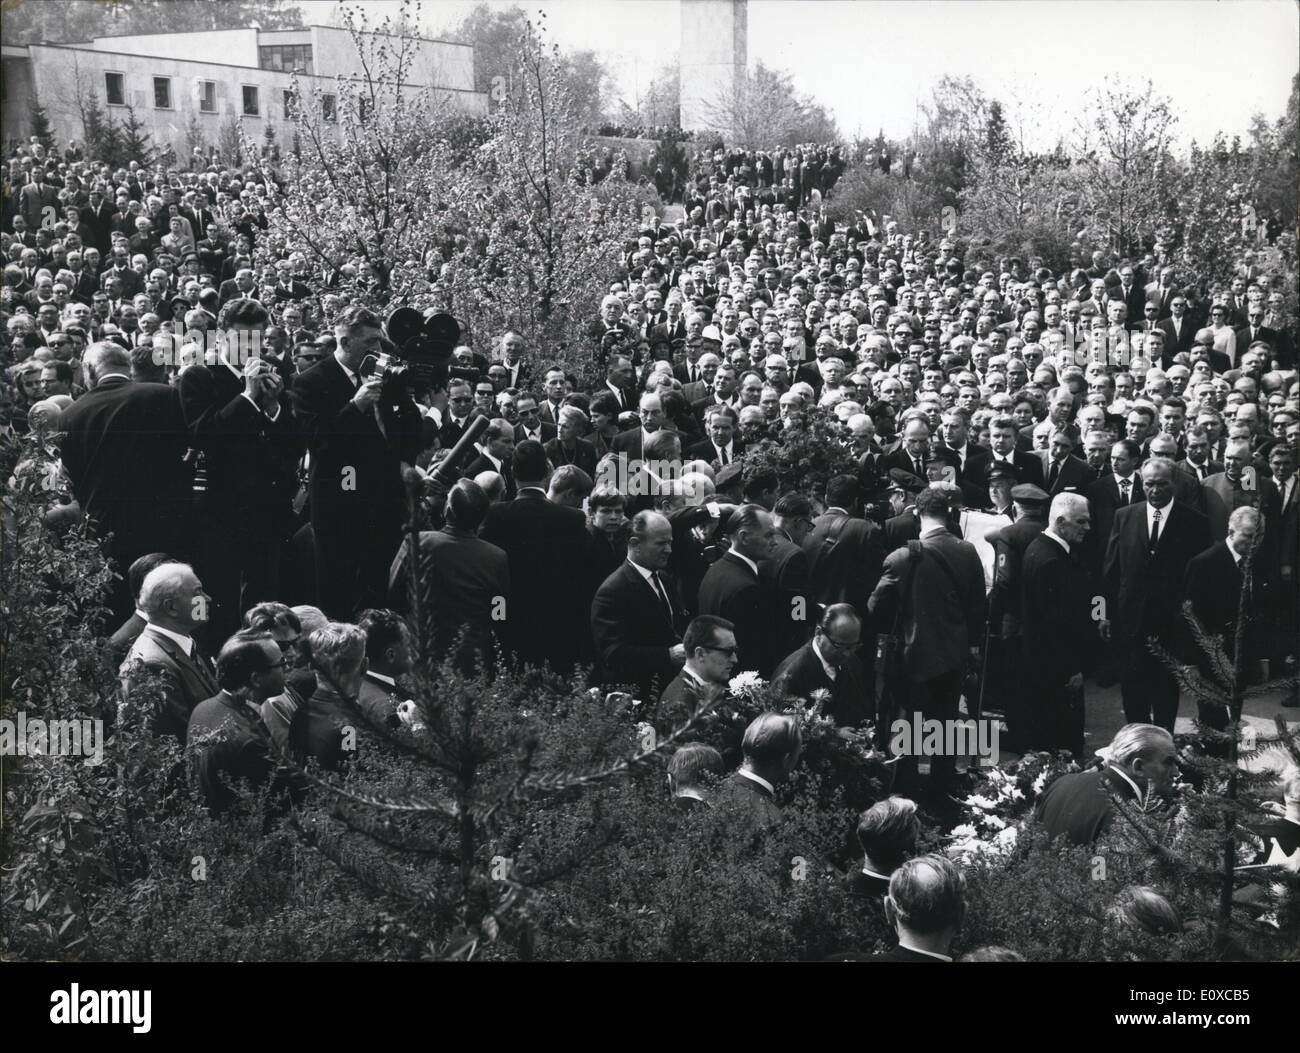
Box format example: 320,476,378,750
1,25,487,158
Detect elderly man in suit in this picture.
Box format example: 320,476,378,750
591,510,687,699
698,503,778,677
1036,724,1178,846
120,562,218,742
771,604,872,728
1021,493,1101,759
831,855,968,961
1184,507,1267,730
869,486,986,805
1203,437,1277,541
1104,457,1213,731
389,479,509,673
57,341,193,622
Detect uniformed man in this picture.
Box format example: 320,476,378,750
984,482,1050,749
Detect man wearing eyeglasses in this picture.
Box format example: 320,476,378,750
186,630,307,816
774,601,874,730
657,614,739,757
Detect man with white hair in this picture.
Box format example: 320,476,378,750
119,562,217,742
1036,723,1179,846
1020,492,1100,758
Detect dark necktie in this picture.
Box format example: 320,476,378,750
718,445,729,466
650,572,673,624
1149,507,1162,552
1049,461,1060,489
1119,478,1130,504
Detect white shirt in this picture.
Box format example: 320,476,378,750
367,671,397,688
812,635,838,681
728,549,760,577
895,941,953,962
1278,476,1295,510
737,768,775,795
144,622,194,658
1114,472,1136,495
1042,528,1070,554
1146,500,1173,540
1107,763,1145,803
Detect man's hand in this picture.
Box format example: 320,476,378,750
352,376,383,411
668,643,687,665
243,357,271,400
259,370,283,414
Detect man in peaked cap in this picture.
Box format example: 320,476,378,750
984,482,1050,748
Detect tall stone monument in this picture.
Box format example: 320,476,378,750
678,0,747,141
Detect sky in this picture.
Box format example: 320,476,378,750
295,0,1300,148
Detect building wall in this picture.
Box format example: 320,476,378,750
10,41,486,162
86,30,261,68
1,53,37,143
308,27,475,92
678,0,747,139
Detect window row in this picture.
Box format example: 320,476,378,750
103,72,336,120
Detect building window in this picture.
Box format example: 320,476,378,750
198,80,216,113
322,93,336,122
242,85,259,116
258,44,313,74
153,76,172,110
105,71,125,106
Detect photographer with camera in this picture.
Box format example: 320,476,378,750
178,298,301,645
291,304,423,620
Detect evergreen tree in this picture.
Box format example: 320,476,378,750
29,96,54,151
118,105,156,167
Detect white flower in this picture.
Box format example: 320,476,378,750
995,825,1019,849
963,793,997,811
981,813,1007,830
1031,769,1049,796
728,671,766,699
950,824,978,840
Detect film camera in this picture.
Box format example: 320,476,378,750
360,308,472,393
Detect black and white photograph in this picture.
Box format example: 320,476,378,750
0,0,1297,1009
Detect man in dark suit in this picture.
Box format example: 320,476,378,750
1235,305,1277,358
771,604,872,728
984,483,1049,745
761,493,814,659
1084,439,1143,574
591,510,686,699
186,631,308,816
1203,438,1277,540
1040,429,1091,497
481,441,591,673
1155,294,1196,357
300,622,373,773
1264,444,1297,702
179,299,301,644
80,189,120,255
878,418,958,481
869,487,986,805
698,504,778,677
711,713,802,845
119,563,219,742
1104,458,1213,730
685,404,745,466
829,855,966,961
291,304,423,620
666,742,726,812
846,797,918,903
1021,494,1101,759
1036,724,1178,846
58,342,193,622
511,393,557,446
388,480,510,673
936,407,992,502
988,416,1045,487
1184,507,1266,729
656,615,750,766
463,418,517,500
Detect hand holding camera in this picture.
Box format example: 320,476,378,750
352,377,383,411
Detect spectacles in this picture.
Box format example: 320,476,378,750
702,645,738,657
449,395,473,403
276,636,300,652
821,634,860,652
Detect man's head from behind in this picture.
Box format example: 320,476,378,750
304,621,368,695
856,795,919,874
667,742,724,800
740,712,802,783
884,855,967,954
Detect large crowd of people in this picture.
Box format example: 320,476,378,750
3,124,1298,956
